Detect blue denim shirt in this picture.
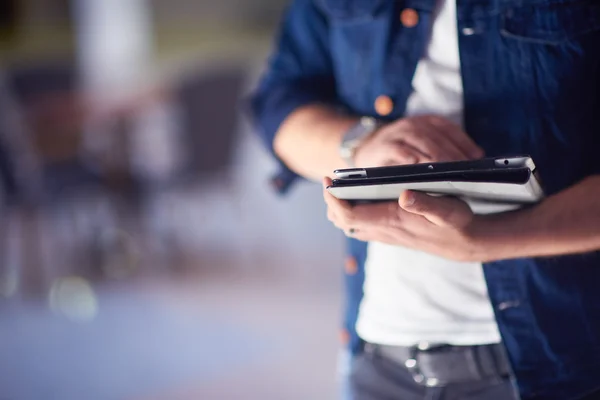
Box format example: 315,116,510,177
250,0,600,398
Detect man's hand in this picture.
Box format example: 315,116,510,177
323,177,486,262
353,115,484,167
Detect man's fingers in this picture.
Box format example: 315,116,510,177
345,202,402,230
428,117,484,159
397,128,462,162
385,143,422,165
350,225,414,247
443,126,484,159
386,115,484,161
327,207,337,223
426,123,474,161
323,183,353,224
412,118,469,161
323,196,399,231
399,190,473,229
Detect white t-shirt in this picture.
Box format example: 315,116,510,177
355,0,501,346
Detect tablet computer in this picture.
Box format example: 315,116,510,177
326,155,544,214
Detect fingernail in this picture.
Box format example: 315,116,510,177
402,191,416,207
473,148,485,158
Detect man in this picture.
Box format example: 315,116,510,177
250,0,600,399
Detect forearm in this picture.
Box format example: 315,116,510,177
274,104,357,181
473,175,600,260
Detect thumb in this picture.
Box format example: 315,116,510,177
399,191,473,229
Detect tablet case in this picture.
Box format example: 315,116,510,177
326,156,544,214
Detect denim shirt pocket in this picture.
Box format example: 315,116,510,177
315,0,392,112
500,0,600,45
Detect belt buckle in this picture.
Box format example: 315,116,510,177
405,341,449,388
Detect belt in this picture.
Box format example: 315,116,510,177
364,341,512,387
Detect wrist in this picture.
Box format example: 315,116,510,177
465,215,512,262
339,116,380,167
351,134,374,167
466,208,537,262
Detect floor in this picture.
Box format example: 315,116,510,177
1,267,342,400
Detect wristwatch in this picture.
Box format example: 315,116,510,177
339,116,379,167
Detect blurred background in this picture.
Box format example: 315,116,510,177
0,1,346,399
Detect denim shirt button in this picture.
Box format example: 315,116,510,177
344,256,358,275
374,95,394,116
498,300,521,311
400,8,419,28
462,27,476,36
339,328,350,345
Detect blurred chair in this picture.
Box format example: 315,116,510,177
0,63,128,298
177,66,246,182
0,69,31,299
0,60,249,299
131,65,248,268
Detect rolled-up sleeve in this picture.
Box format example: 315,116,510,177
249,0,336,193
